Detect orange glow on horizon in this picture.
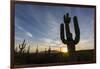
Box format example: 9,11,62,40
61,48,68,53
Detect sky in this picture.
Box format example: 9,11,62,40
14,3,95,53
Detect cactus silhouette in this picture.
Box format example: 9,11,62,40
36,44,39,54
48,46,51,54
19,39,26,54
45,48,47,55
60,13,80,60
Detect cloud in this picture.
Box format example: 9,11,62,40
16,24,33,38
40,38,52,44
15,37,22,41
17,25,24,31
39,38,66,47
26,32,33,38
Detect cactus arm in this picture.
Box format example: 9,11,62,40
22,40,26,48
73,16,80,44
21,39,26,49
60,23,69,44
19,40,26,53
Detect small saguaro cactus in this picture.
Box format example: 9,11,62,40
60,13,80,60
19,39,26,54
36,44,39,54
45,48,47,55
48,46,51,54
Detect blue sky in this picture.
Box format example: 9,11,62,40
15,3,95,52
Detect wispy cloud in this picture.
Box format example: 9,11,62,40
16,24,33,38
15,37,22,41
26,32,33,38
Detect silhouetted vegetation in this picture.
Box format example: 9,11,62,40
14,40,95,65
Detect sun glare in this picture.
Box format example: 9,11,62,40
61,48,68,53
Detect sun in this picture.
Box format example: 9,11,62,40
61,48,68,53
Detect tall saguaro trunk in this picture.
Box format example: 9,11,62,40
60,13,80,61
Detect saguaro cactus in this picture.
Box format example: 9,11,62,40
19,39,26,54
48,46,51,54
45,48,47,55
60,13,80,60
36,44,39,54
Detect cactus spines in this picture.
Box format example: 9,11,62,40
60,13,80,60
19,39,26,53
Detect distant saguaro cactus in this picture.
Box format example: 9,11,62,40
60,13,80,60
19,39,26,54
45,48,47,55
36,44,39,54
48,46,51,54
